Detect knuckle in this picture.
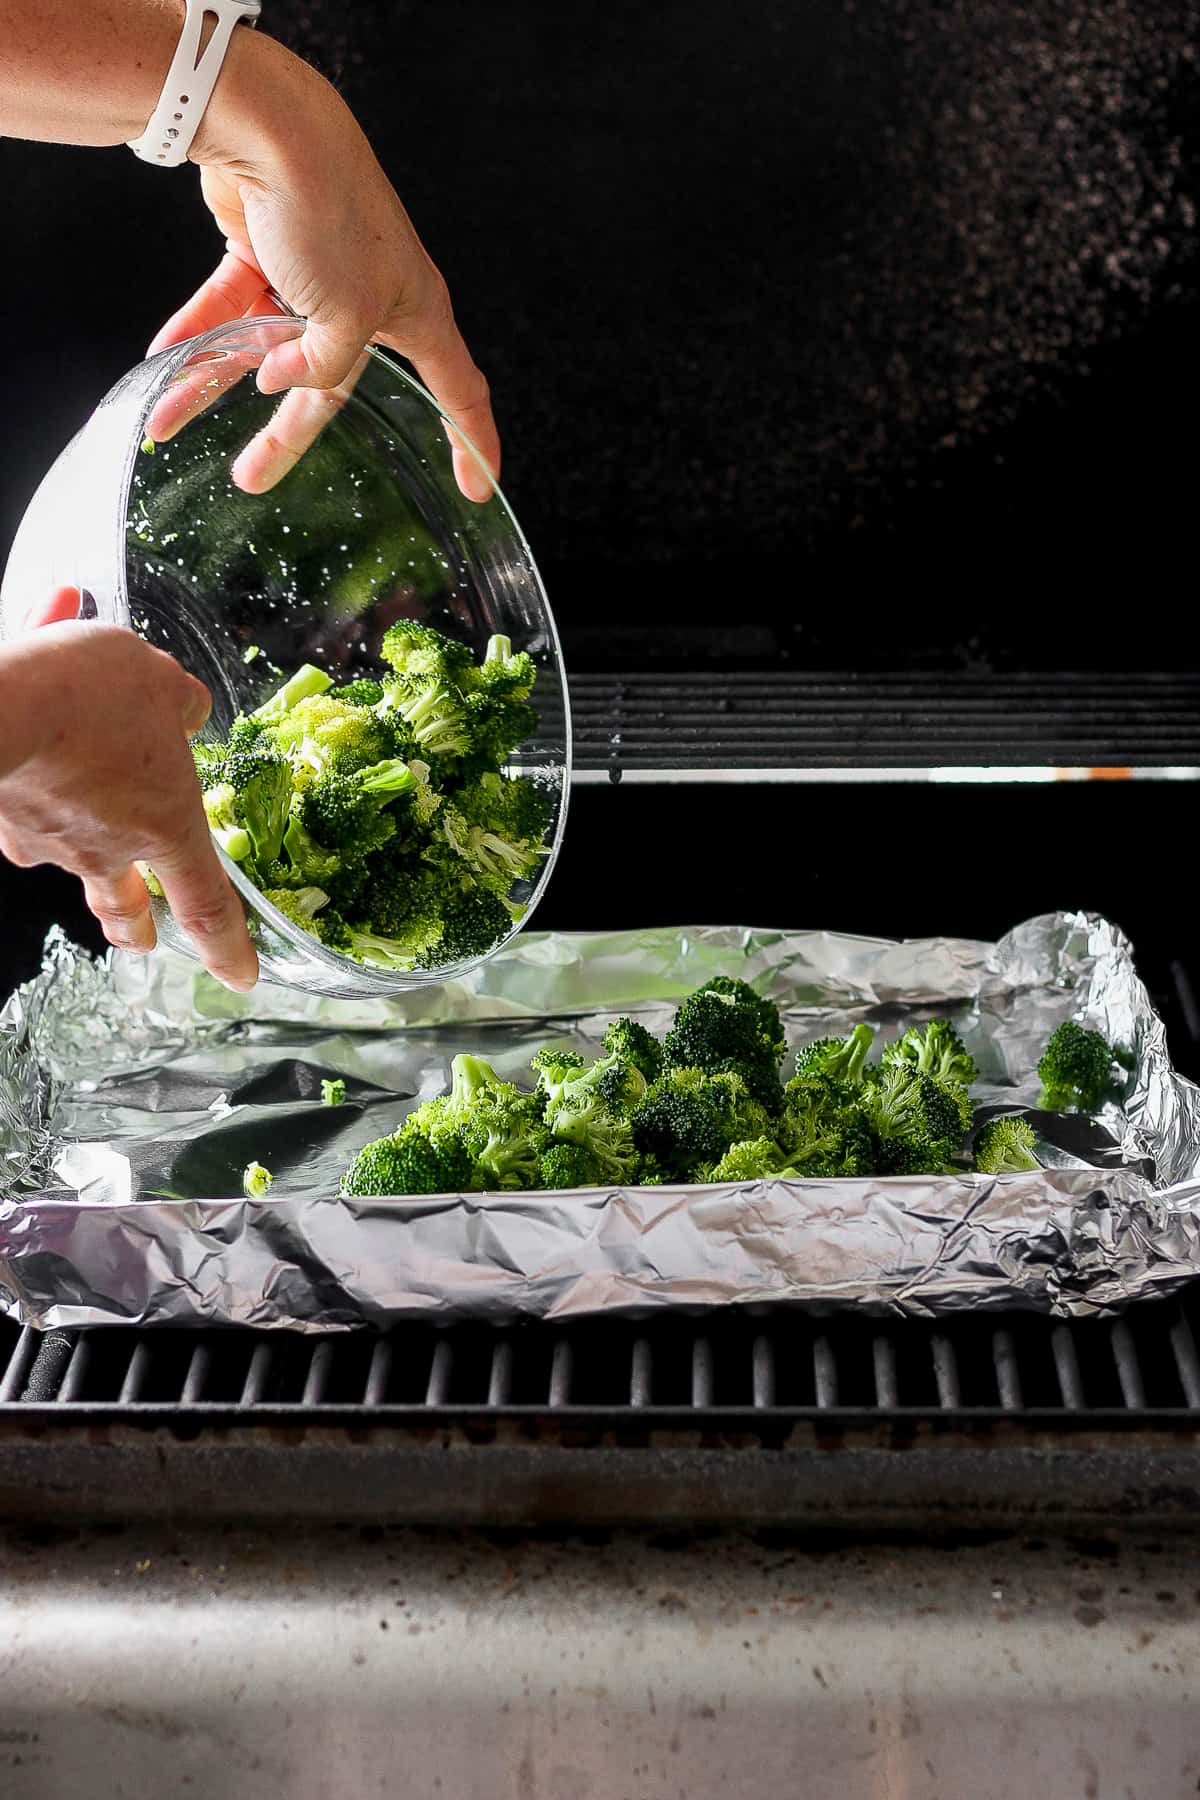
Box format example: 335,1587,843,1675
174,893,239,943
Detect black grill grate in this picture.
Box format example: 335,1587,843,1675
570,671,1200,772
4,1300,1200,1414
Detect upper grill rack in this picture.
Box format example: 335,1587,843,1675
570,671,1200,775
4,1299,1200,1415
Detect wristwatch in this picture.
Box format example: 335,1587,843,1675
128,0,262,167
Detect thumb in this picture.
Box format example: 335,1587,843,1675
180,675,213,738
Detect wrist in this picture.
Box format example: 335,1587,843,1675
190,27,329,176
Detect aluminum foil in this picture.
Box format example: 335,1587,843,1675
2,911,1200,1330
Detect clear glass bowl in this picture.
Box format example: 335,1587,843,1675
0,314,570,998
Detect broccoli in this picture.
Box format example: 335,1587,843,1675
337,677,385,708
882,1019,977,1089
859,1064,968,1175
538,1139,604,1189
530,1047,643,1180
202,783,252,863
380,619,477,687
340,1116,475,1197
251,663,332,722
603,1017,663,1086
975,1116,1039,1174
321,1078,347,1107
662,989,787,1112
187,620,551,973
701,1136,788,1183
692,977,785,1061
792,1024,875,1088
242,1160,273,1198
630,1066,756,1179
1037,1021,1121,1114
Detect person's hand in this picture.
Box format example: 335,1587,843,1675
0,597,259,991
147,31,499,505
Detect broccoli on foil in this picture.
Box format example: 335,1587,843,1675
179,628,550,974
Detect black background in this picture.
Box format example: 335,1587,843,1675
2,0,1199,989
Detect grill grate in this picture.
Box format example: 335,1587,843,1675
570,671,1200,773
4,1299,1200,1414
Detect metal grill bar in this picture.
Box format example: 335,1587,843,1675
1170,1311,1200,1407
118,1340,152,1404
570,671,1200,772
931,1334,960,1408
241,1341,273,1406
992,1330,1023,1411
691,1337,713,1408
6,1305,1200,1415
1052,1327,1085,1409
812,1335,837,1408
1111,1322,1146,1409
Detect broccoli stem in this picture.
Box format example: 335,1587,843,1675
485,634,513,663
213,823,252,862
450,1053,502,1110
252,664,333,722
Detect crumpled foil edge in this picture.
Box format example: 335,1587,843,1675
2,911,1199,1329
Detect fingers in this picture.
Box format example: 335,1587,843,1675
151,814,259,992
257,317,368,397
83,866,157,956
147,250,270,355
382,321,500,506
230,356,367,494
23,588,82,631
180,674,213,738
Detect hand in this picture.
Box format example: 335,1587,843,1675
148,31,499,505
0,598,259,992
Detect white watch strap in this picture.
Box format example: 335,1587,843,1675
128,0,262,167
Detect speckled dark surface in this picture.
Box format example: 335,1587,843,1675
1,2,1198,979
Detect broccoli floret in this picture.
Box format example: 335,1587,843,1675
459,690,538,770
882,1019,977,1089
225,713,269,753
792,1024,875,1088
380,619,477,686
201,784,252,863
975,1116,1039,1174
217,749,292,870
251,663,333,722
538,1139,604,1189
692,977,785,1061
440,803,543,894
337,678,385,708
662,990,785,1113
262,885,331,931
299,758,414,853
1037,1021,1119,1114
529,1047,643,1178
379,672,472,759
630,1066,752,1179
453,771,549,846
473,634,537,700
321,1078,347,1107
280,816,343,887
859,1064,967,1175
442,1053,550,1190
700,1136,787,1184
340,1117,475,1196
777,1076,874,1176
413,884,514,967
603,1017,663,1085
242,1160,273,1198
269,694,400,775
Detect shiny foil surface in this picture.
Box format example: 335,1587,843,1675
2,912,1199,1330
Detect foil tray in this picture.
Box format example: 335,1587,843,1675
2,912,1200,1330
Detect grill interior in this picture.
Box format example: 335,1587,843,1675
4,1296,1200,1415
571,670,1200,773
